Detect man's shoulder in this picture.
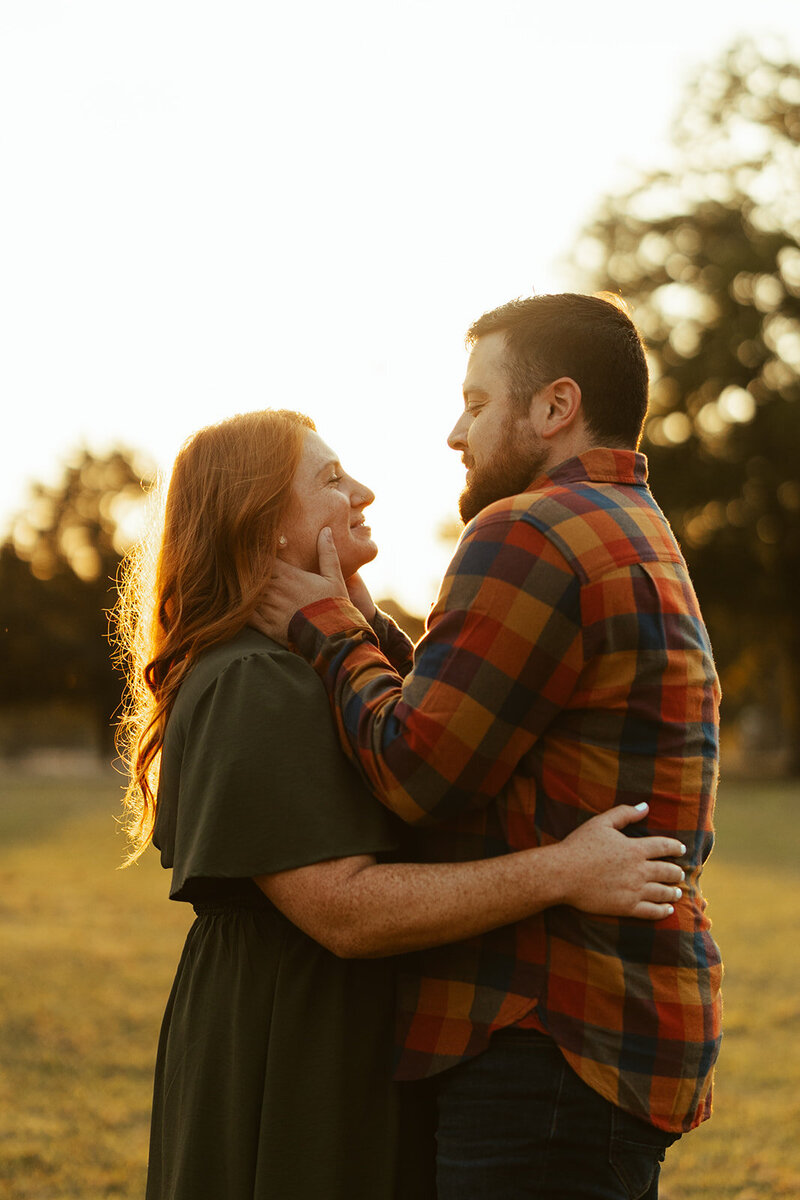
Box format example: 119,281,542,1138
468,477,636,537
465,478,681,578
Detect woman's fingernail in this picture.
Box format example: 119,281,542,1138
674,887,683,900
680,844,687,855
634,802,648,811
665,905,674,915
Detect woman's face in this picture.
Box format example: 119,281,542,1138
281,430,377,579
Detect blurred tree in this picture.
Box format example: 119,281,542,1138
574,38,800,771
0,449,154,754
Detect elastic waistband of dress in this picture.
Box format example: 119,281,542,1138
192,898,271,916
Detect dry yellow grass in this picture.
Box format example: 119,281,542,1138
660,780,800,1200
0,769,797,1199
0,770,190,1199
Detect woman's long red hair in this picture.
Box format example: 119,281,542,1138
114,408,314,864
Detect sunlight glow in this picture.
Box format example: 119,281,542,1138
717,386,757,423
646,411,694,447
2,1,799,612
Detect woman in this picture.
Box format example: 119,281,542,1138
116,408,685,1200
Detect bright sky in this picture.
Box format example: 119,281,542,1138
2,0,798,613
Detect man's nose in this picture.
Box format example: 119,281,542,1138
448,415,467,450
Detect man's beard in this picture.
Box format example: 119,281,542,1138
458,420,549,524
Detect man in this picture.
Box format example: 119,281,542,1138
259,293,722,1198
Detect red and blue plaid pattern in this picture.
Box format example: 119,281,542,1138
290,449,722,1133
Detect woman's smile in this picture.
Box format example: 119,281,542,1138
282,430,377,578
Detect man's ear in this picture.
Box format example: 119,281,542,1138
532,377,582,440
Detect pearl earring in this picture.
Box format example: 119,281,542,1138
278,535,287,547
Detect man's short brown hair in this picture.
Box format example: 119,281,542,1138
466,293,649,449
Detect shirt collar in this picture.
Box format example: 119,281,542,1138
527,447,648,492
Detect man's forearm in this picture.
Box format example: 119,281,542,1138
290,597,429,821
289,518,583,825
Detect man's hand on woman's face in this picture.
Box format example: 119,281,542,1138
252,527,351,646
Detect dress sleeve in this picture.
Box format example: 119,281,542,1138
159,648,400,898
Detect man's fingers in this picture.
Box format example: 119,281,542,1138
316,527,346,589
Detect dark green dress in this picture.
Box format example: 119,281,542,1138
146,628,409,1199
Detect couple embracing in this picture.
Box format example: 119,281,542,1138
118,292,722,1199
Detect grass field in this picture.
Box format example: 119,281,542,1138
0,769,798,1199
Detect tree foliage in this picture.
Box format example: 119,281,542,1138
0,449,154,752
575,39,800,767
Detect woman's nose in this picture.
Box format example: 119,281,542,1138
353,479,375,507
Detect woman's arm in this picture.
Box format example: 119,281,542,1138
255,803,685,958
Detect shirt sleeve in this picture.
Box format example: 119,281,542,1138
289,510,585,825
156,648,401,898
369,608,415,676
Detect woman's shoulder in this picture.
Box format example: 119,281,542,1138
190,624,309,681
169,628,319,725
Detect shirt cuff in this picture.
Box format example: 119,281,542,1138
369,608,415,675
289,596,376,661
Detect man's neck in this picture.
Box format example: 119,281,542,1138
543,430,637,473
540,431,596,477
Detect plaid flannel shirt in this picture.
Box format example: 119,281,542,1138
290,449,723,1133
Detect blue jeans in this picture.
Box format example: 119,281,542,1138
413,1027,680,1200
